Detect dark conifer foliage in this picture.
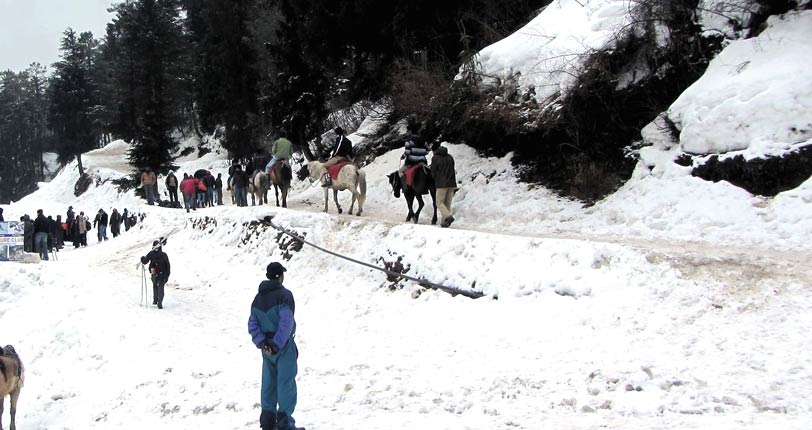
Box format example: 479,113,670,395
183,0,263,161
0,65,51,203
48,29,100,178
102,0,187,173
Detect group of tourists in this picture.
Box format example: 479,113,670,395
15,206,137,260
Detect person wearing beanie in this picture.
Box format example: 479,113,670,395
139,239,171,309
247,262,302,430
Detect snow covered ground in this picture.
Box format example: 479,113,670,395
1,132,811,430
2,4,812,430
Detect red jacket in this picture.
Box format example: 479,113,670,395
180,178,198,195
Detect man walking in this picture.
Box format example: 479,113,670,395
140,238,170,309
248,262,301,430
430,145,458,228
94,209,109,241
33,209,49,260
165,171,179,205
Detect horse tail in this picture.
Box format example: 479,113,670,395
357,168,367,209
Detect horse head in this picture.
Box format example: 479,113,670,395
387,172,401,198
296,164,310,182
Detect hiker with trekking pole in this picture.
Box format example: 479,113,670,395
137,237,170,309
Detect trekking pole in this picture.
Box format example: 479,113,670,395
140,264,147,307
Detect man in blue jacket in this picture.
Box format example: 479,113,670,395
248,262,300,430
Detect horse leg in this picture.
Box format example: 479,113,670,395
405,193,415,222
334,188,342,214
274,185,280,207
323,187,329,213
10,385,20,430
282,185,288,208
1,393,5,430
414,194,425,224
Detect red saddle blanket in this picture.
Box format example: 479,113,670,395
405,164,425,187
327,161,349,179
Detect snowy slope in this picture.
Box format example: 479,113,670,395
1,132,812,430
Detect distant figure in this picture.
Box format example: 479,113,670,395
398,122,429,183
165,171,179,205
232,166,249,207
93,209,109,242
430,145,457,228
214,173,224,205
179,174,199,213
266,137,293,174
248,262,301,430
123,208,131,231
76,211,89,247
321,127,354,186
110,208,122,238
140,239,171,309
141,167,158,205
0,208,4,222
33,209,49,260
22,215,33,253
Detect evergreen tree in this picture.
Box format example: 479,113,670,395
0,68,50,203
103,0,187,172
48,29,99,177
183,0,263,161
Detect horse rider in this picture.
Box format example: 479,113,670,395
248,262,302,430
321,127,353,186
398,126,429,184
266,136,293,178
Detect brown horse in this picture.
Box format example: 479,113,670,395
268,161,292,208
0,345,23,430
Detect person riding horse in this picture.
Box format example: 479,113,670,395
398,133,429,187
322,127,354,186
266,136,293,180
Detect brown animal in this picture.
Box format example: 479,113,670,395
0,345,23,430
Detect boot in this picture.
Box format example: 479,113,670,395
259,410,276,430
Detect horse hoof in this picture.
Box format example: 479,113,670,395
338,209,343,214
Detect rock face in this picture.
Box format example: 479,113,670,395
691,145,812,196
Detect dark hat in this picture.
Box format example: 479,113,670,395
153,240,160,246
334,127,344,135
266,262,287,279
68,206,73,209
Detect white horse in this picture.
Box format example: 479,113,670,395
297,161,366,215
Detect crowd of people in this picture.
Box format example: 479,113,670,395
14,206,138,260
132,127,458,225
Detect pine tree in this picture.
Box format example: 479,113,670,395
184,0,262,161
48,29,99,177
102,0,187,173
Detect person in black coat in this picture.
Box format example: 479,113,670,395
140,239,171,309
110,209,122,237
430,145,458,228
93,209,109,242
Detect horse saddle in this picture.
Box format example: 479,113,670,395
269,160,291,182
405,164,427,188
0,345,21,377
327,161,349,179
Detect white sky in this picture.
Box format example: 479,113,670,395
0,0,114,72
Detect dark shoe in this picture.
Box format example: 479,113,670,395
441,216,455,228
157,303,163,309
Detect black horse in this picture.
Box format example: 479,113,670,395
387,166,437,225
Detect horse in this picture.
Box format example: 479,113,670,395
251,171,269,206
268,161,292,208
387,165,438,225
0,345,24,430
297,160,366,215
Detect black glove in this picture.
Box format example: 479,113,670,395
262,340,279,355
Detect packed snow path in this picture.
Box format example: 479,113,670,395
2,201,811,430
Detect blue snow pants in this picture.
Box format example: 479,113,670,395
261,338,298,429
